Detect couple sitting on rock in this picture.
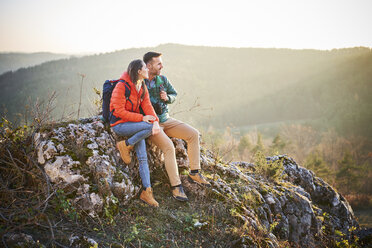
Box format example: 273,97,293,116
109,52,210,207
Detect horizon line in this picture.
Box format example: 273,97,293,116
1,43,371,55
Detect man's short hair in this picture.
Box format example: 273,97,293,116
143,52,162,64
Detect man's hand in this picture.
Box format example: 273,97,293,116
152,121,161,135
160,91,168,102
143,115,156,123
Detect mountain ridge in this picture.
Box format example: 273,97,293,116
0,52,72,75
0,44,371,140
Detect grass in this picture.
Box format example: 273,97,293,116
102,168,241,247
3,166,244,247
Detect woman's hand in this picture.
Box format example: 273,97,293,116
152,121,161,135
143,115,156,123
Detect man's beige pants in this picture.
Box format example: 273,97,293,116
149,118,200,186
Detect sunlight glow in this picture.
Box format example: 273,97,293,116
0,0,371,53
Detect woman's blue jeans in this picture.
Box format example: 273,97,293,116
112,121,153,188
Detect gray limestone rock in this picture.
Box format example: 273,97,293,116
32,117,359,248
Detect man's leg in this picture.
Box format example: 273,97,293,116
161,118,201,171
149,130,181,187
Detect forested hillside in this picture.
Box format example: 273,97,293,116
0,52,71,75
1,44,371,139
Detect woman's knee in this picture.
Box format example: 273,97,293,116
112,124,124,136
144,121,153,129
143,122,153,134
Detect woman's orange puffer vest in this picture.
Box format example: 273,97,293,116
110,72,159,127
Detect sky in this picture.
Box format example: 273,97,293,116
0,0,371,54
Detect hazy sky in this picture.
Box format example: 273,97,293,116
0,0,371,53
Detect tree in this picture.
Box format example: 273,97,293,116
281,124,318,163
251,132,265,155
336,152,360,194
269,133,286,155
238,135,252,160
304,151,331,182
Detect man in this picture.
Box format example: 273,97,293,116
143,52,210,202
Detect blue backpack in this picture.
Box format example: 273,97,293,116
101,79,131,124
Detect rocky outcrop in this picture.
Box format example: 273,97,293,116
34,116,360,247
34,118,137,217
34,116,190,218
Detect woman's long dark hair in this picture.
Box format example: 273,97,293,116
127,59,146,101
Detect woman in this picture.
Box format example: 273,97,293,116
110,59,161,207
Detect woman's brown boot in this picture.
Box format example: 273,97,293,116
116,140,133,164
172,185,188,201
140,187,159,207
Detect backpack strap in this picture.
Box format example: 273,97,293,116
122,80,134,112
123,81,130,100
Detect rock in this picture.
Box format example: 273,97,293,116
69,234,98,247
172,137,189,168
3,233,45,248
32,116,360,248
35,116,138,218
44,155,85,184
209,154,359,247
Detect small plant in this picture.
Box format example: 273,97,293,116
269,221,279,233
103,195,119,224
54,189,79,220
125,224,140,243
333,228,360,248
183,213,201,232
242,190,263,210
254,151,284,182
93,87,102,116
77,73,86,119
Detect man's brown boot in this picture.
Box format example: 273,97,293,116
140,187,159,207
188,172,211,187
172,185,188,201
116,140,133,164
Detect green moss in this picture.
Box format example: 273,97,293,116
103,195,119,224
210,189,226,202
242,190,263,210
113,170,124,183
83,147,93,158
259,184,269,196
62,150,79,162
39,125,52,133
90,184,99,194
50,137,60,144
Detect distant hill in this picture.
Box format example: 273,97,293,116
0,52,71,75
0,44,371,140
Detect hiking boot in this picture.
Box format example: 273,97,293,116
172,185,188,202
140,187,159,207
188,172,211,187
116,140,133,164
